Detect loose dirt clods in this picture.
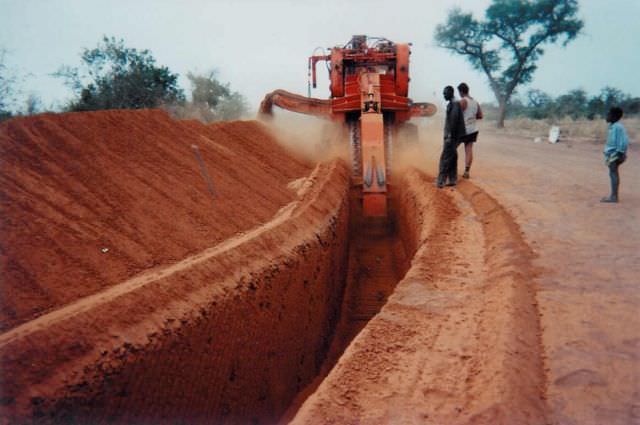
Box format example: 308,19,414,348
1,109,552,424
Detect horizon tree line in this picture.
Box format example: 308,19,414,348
481,86,640,121
0,36,249,122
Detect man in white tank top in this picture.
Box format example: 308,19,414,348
458,83,483,179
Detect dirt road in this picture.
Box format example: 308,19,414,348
1,110,637,424
428,128,640,424
291,125,638,425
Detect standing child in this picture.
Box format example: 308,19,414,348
601,106,629,203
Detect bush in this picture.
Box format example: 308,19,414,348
166,71,248,122
55,36,184,111
483,86,640,121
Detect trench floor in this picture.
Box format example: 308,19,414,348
279,191,408,423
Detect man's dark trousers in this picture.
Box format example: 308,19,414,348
437,136,459,185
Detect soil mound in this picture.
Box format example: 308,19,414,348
0,109,311,332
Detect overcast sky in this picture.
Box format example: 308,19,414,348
1,0,639,112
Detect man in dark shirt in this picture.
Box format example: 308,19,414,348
436,86,466,188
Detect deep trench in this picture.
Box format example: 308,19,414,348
278,183,411,423
4,163,548,425
13,174,415,425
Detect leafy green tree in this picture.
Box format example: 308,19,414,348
622,97,640,116
55,36,184,111
599,87,626,113
435,0,583,127
553,88,588,119
586,96,605,120
587,87,639,119
585,87,623,120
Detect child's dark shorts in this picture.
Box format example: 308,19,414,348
461,131,479,145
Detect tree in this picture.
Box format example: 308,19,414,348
505,96,528,118
177,71,248,122
526,89,553,119
187,71,230,109
215,91,249,121
55,36,184,111
622,97,640,116
586,87,632,119
586,96,605,120
23,94,43,116
435,0,583,127
553,88,587,119
0,48,17,120
599,87,627,113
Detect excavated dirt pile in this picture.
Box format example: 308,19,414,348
0,110,312,331
0,110,549,425
0,110,355,424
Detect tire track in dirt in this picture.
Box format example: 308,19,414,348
291,169,548,424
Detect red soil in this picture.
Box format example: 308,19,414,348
0,108,351,424
0,110,311,332
290,171,547,424
3,109,633,425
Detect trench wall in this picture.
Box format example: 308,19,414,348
291,169,548,424
0,160,351,425
390,174,431,271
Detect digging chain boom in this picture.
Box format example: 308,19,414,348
260,35,436,216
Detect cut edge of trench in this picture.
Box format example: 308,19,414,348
288,168,550,424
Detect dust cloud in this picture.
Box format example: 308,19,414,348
261,109,349,164
392,117,443,176
261,109,446,178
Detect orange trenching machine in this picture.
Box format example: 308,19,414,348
260,35,436,216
